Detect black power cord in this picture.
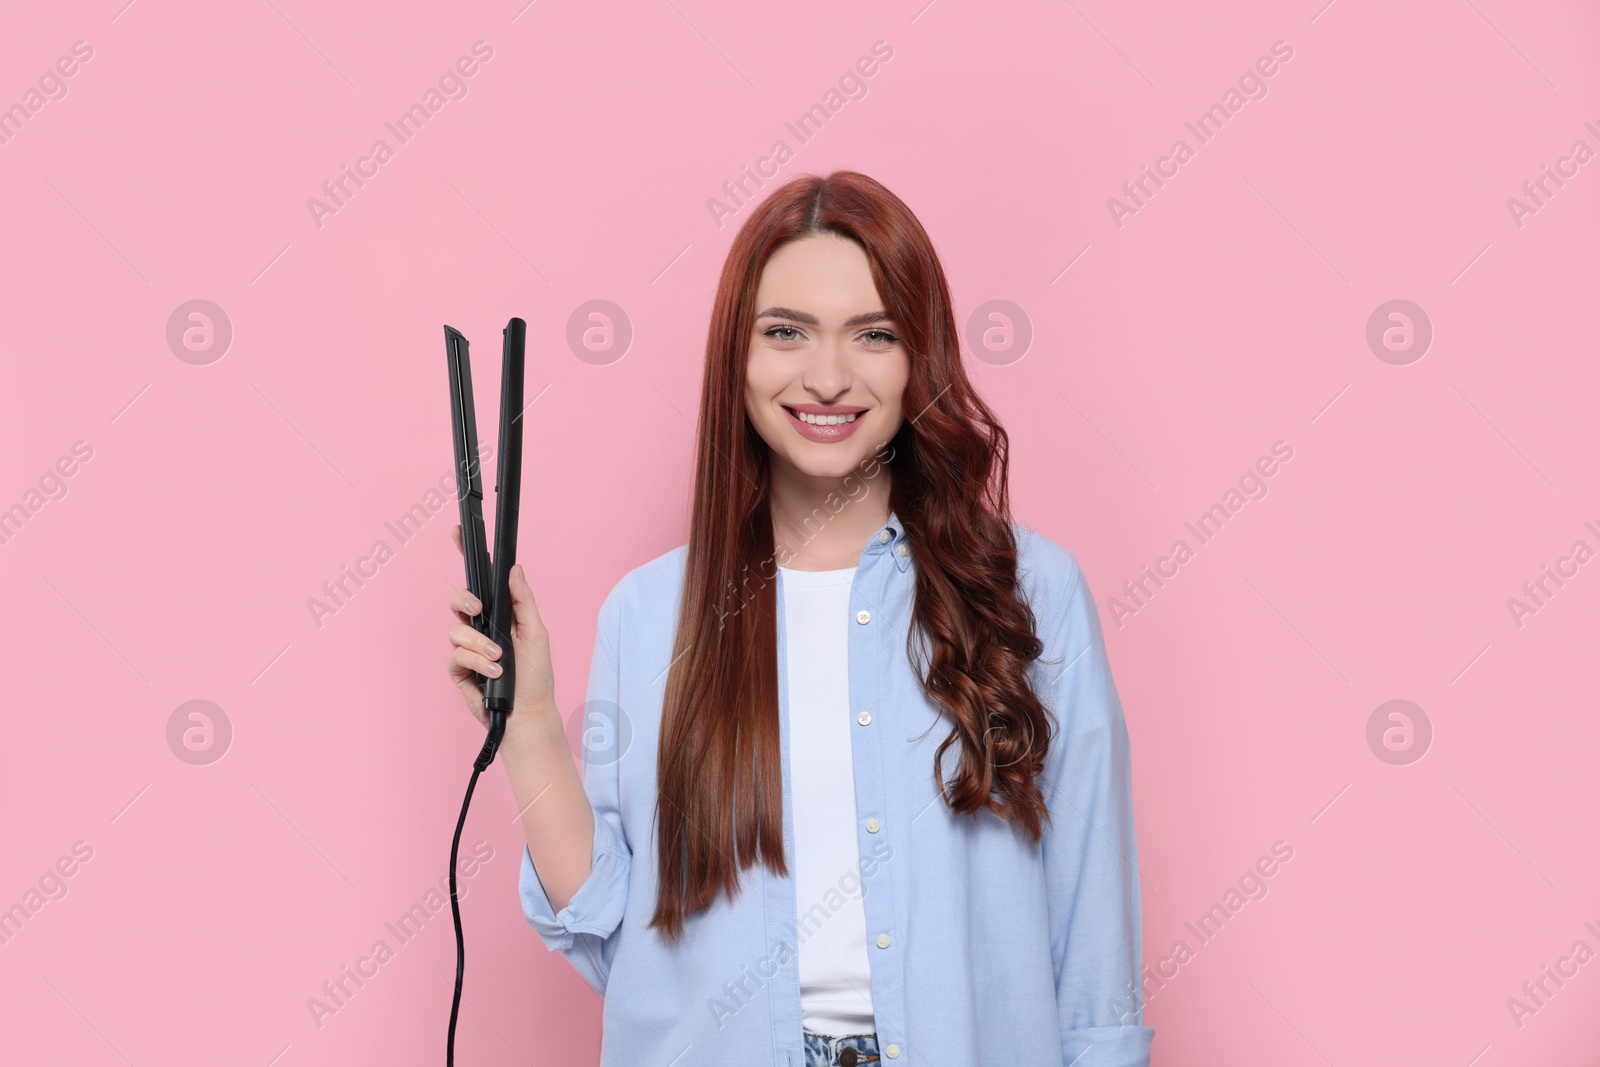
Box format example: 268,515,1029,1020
447,708,507,1066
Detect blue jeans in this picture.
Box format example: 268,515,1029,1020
802,1026,880,1066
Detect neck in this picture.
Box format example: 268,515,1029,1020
767,460,892,571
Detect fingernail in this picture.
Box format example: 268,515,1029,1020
467,598,481,613
486,663,502,675
486,642,501,657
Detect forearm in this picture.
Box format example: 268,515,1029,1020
498,703,596,914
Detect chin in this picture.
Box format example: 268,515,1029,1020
792,452,867,479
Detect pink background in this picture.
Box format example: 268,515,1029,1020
3,0,1598,1063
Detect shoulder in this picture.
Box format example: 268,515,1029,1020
1008,523,1127,749
594,542,689,642
1010,520,1085,613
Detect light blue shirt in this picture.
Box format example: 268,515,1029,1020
519,510,1154,1065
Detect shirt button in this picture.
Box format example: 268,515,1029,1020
857,711,872,725
856,609,871,624
866,818,880,833
878,529,891,543
897,543,908,556
885,1044,901,1059
875,933,890,949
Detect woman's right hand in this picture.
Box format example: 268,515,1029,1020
446,523,558,732
446,526,596,915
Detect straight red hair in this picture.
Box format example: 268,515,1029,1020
650,171,1054,942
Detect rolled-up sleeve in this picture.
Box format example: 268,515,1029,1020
1039,555,1155,1067
518,587,632,996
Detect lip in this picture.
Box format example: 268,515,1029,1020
782,403,866,443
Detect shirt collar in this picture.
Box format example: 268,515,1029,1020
866,508,912,572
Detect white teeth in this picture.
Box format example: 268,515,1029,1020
794,410,858,426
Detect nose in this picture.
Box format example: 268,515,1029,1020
802,334,852,400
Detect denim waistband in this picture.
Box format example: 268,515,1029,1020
802,1026,880,1067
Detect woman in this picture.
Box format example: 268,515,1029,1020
446,171,1154,1066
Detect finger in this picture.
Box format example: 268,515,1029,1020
451,586,484,619
449,622,502,661
452,645,504,679
451,523,464,556
447,660,488,721
506,563,545,635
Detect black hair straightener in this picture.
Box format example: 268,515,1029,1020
443,317,525,1065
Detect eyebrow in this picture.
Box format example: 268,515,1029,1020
755,306,894,328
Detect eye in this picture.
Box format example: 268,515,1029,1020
861,328,899,346
764,325,803,343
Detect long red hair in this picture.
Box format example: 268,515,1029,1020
651,170,1054,942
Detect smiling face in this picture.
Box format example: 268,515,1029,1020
744,232,910,489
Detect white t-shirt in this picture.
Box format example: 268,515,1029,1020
778,564,877,1036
